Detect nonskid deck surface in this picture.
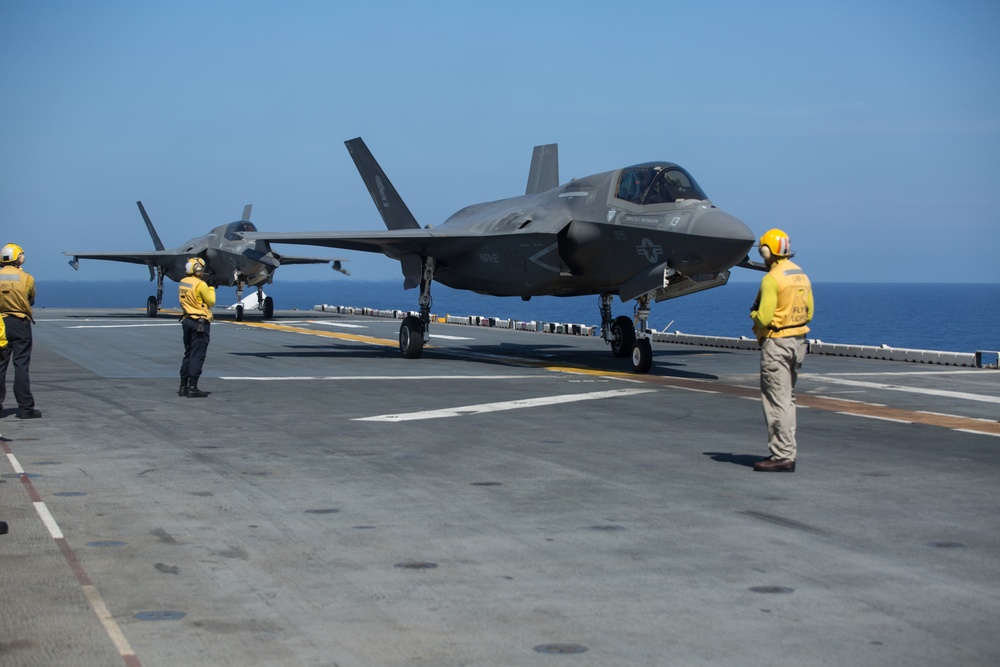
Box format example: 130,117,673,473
2,309,998,667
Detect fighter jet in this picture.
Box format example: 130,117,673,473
243,138,755,372
64,202,349,320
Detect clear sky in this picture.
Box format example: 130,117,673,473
2,0,998,285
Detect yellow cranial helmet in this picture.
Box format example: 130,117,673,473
1,243,24,264
758,228,791,260
185,257,206,275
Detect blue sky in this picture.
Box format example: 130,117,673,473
2,0,998,285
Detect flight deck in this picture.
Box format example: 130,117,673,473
1,308,998,666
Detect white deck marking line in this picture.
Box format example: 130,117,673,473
309,321,367,329
806,370,992,377
2,445,140,665
815,377,1000,404
805,393,887,406
838,412,913,424
916,410,997,423
355,388,657,422
37,318,151,323
34,501,64,539
6,452,24,473
66,324,178,329
221,374,552,381
428,334,475,340
82,585,138,660
956,429,1000,438
671,386,721,395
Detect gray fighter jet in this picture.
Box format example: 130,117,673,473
244,138,755,372
64,202,349,320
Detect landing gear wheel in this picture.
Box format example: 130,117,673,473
262,296,274,319
631,338,653,374
146,296,158,318
235,304,244,321
610,315,635,358
399,315,425,359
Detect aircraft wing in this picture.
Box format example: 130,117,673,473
244,229,488,288
271,255,334,265
243,229,480,261
63,251,167,265
272,252,351,275
63,250,180,282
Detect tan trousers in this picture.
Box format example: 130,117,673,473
759,336,807,461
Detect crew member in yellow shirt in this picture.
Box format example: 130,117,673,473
178,257,215,398
750,229,814,472
0,243,41,419
0,314,7,380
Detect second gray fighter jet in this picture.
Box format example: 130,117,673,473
65,202,349,320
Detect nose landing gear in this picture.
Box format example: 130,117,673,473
600,292,655,373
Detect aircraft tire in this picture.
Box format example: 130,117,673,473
400,316,424,359
631,338,653,374
263,296,274,319
235,304,244,321
146,296,158,318
610,315,634,357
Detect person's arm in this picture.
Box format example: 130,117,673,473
751,274,778,329
197,281,216,309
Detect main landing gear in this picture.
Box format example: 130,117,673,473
146,267,165,317
600,292,654,373
398,258,435,359
233,281,274,321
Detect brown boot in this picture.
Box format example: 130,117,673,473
753,458,795,472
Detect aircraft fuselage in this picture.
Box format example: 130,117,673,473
168,221,279,287
423,165,754,299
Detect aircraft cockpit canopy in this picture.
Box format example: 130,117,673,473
615,163,707,205
224,221,258,240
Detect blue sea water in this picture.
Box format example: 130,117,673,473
35,280,999,354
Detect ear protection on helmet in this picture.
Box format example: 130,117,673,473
185,257,206,275
758,228,790,260
1,243,25,264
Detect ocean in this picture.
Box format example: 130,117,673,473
34,280,999,354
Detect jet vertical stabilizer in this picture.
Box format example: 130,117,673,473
136,201,166,251
344,137,420,230
525,144,559,195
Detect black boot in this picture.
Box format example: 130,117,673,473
178,378,189,397
187,379,210,398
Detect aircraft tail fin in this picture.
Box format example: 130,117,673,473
242,204,252,221
525,144,559,195
344,137,420,230
136,201,166,251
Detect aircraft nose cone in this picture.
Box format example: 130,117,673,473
689,208,756,271
693,208,755,246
